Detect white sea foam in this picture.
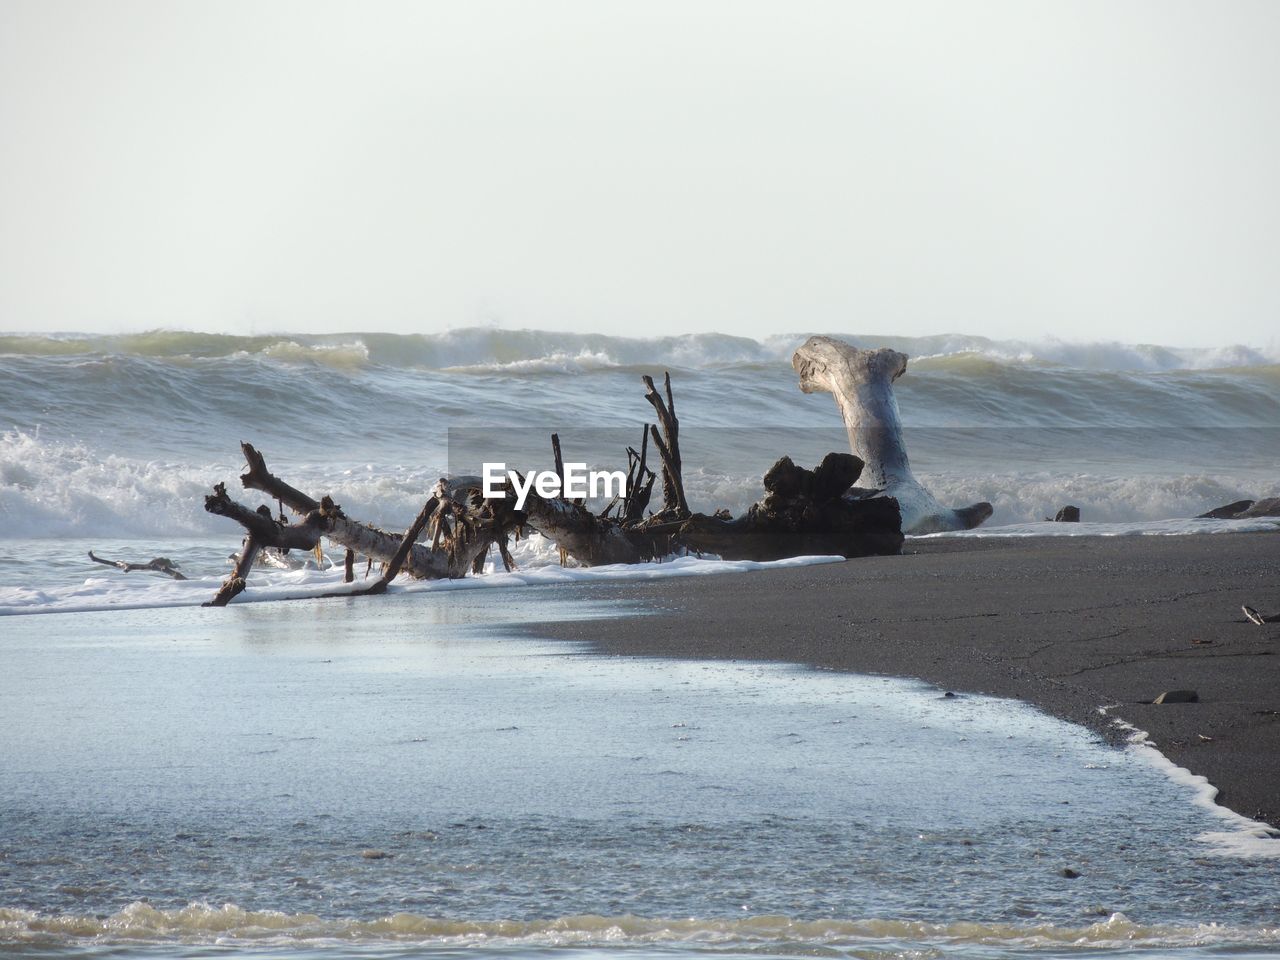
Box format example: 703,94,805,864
0,547,843,616
0,430,230,538
5,429,1276,556
1099,707,1280,859
2,901,1276,949
442,349,624,375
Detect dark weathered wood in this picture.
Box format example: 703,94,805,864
622,424,655,524
232,446,502,580
678,453,903,561
88,551,187,580
205,483,326,551
551,433,565,491
642,373,689,518
343,549,355,583
204,353,918,596
515,478,653,566
204,535,260,607
240,442,319,513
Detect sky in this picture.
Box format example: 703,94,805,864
1,0,1277,347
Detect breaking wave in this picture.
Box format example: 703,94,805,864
3,327,1277,372
3,327,1278,543
4,429,1277,541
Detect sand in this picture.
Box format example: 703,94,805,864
528,532,1280,828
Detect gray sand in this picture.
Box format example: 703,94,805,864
527,532,1280,827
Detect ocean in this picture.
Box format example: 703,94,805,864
2,329,1278,566
2,328,1280,957
3,595,1280,959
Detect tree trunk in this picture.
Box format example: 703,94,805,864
792,336,992,535
678,452,903,560
515,484,654,566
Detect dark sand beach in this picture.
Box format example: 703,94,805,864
531,532,1280,829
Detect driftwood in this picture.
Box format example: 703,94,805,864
206,538,257,606
505,376,691,566
516,483,659,565
201,448,522,603
1243,606,1277,626
792,336,992,535
202,358,913,604
88,550,186,580
235,444,514,579
678,453,903,561
619,425,656,524
202,484,326,606
514,378,900,566
643,373,690,519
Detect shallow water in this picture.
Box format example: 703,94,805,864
2,591,1278,958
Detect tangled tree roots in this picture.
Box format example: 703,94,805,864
203,350,911,605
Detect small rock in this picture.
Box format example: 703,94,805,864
1154,689,1199,704
1060,868,1081,879
1239,497,1280,518
360,849,392,860
1197,499,1254,520
1053,506,1081,523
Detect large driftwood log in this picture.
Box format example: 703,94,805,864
203,354,917,599
516,486,655,565
678,453,903,561
792,336,992,535
234,444,510,580
502,376,693,567
489,373,904,568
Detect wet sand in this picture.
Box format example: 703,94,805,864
529,532,1280,828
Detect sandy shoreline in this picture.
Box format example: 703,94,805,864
525,532,1280,829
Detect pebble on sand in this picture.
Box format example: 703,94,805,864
1153,690,1199,704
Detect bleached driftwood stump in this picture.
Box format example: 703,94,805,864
792,336,992,535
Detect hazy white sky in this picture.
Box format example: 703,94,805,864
1,1,1277,346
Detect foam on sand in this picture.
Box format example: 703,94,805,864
1099,707,1280,858
2,901,1278,949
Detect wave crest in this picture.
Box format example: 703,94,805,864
5,327,1276,372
